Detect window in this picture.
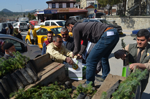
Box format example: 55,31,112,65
67,3,70,8
52,3,56,8
59,3,62,8
1,38,26,53
45,22,50,26
37,28,48,35
51,22,57,26
56,21,65,26
51,27,62,35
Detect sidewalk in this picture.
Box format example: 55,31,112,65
122,29,133,36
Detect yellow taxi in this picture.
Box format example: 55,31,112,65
25,26,73,49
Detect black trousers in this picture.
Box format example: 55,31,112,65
31,39,37,45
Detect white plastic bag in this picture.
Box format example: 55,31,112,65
68,58,83,80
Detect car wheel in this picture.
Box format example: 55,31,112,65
26,40,30,44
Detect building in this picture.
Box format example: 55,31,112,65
40,0,87,20
80,0,99,9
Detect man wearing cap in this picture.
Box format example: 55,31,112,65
3,43,16,59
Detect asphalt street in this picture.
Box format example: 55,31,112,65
20,31,150,99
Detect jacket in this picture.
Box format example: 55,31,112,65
72,22,109,55
62,37,74,51
27,28,38,39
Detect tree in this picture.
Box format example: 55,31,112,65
27,13,31,20
31,14,36,20
98,0,121,7
23,13,25,17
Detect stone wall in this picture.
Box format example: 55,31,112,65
103,16,150,30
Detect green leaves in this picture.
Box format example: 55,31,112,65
0,51,30,78
112,69,148,99
11,82,72,99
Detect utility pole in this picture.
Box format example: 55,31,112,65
17,4,23,16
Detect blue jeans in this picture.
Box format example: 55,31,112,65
86,29,119,84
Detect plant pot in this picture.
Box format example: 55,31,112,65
0,82,8,99
0,78,13,95
25,67,38,82
14,70,29,86
11,72,24,89
19,68,34,84
4,74,18,92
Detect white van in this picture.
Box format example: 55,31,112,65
13,22,28,31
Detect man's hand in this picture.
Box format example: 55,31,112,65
72,53,74,58
129,63,139,70
65,57,74,65
77,54,82,59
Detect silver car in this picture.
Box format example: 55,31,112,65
0,34,41,59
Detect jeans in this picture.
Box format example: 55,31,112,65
86,29,119,84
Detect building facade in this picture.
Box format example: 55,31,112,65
80,0,98,9
43,0,87,20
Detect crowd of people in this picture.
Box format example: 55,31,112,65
0,18,150,96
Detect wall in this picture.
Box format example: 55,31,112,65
87,8,95,15
103,16,150,30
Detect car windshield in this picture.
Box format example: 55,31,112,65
51,27,62,35
56,21,65,26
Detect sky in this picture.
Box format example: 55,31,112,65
0,0,50,12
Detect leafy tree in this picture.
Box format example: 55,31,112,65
31,14,36,20
76,0,80,2
27,13,31,20
23,13,25,17
98,0,121,7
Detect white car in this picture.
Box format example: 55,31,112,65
0,34,41,59
13,22,28,31
44,20,65,27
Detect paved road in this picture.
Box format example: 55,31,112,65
21,30,150,98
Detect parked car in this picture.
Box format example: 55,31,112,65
69,15,83,22
0,34,41,59
13,22,28,31
44,20,65,27
88,12,106,18
131,28,150,36
0,22,12,34
82,19,101,22
25,26,73,49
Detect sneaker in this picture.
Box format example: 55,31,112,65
95,76,104,82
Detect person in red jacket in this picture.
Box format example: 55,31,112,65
41,31,53,55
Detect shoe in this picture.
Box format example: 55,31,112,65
95,76,104,82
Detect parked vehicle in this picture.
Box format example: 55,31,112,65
0,34,41,59
131,28,150,36
25,26,73,49
13,22,28,31
88,12,106,18
69,15,83,21
82,19,101,22
0,22,12,34
44,20,65,26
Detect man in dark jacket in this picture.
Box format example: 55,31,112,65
65,18,119,85
3,43,16,59
61,27,74,51
41,31,53,55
